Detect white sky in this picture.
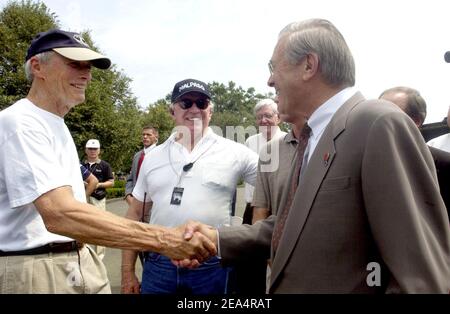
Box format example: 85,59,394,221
2,0,450,123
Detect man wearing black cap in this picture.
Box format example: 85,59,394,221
0,30,216,293
122,79,259,294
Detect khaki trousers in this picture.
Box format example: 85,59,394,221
88,196,107,260
0,245,111,294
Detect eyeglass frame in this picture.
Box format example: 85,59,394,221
268,60,274,76
256,112,277,121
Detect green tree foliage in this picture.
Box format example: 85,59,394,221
0,0,58,110
0,0,279,174
209,81,268,135
0,0,142,173
143,98,175,143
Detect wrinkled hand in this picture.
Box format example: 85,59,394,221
171,220,218,269
121,268,140,294
158,221,217,264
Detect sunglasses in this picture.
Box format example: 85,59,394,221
177,98,210,110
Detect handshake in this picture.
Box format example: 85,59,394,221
121,220,219,293
159,220,219,268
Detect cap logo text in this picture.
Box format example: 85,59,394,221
179,82,206,93
73,34,89,47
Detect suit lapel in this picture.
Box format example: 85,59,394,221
270,92,365,289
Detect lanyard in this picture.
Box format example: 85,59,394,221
168,136,217,187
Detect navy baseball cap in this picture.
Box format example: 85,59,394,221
171,79,211,103
25,29,111,69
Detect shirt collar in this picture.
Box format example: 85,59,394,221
85,159,101,165
261,126,282,141
307,87,357,141
168,127,217,146
144,143,157,154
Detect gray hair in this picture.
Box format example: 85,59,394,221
254,98,278,115
24,51,55,82
379,86,427,126
279,18,355,88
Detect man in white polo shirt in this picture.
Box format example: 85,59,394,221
121,78,259,294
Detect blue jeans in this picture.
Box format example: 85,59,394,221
141,253,230,294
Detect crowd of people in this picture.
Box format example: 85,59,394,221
0,18,449,294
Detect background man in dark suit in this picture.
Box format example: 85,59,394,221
181,18,450,293
380,86,450,220
125,126,159,209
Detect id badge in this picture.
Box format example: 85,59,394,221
170,187,184,205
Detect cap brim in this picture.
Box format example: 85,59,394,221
53,47,111,69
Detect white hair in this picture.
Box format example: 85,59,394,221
24,51,55,82
254,98,278,115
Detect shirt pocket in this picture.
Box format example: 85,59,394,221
320,176,352,192
201,163,236,191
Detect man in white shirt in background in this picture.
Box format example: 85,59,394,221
243,99,286,224
231,99,286,294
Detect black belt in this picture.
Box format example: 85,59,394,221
0,241,84,257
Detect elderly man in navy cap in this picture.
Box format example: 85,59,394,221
122,78,259,294
0,30,216,293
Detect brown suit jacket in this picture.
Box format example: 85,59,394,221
219,92,450,293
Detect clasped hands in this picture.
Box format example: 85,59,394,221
165,220,218,268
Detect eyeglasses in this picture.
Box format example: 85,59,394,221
177,98,210,110
257,113,276,121
268,60,274,76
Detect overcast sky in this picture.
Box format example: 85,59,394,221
2,0,450,123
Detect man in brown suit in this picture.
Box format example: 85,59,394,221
180,18,450,293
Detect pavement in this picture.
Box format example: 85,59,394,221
103,187,246,293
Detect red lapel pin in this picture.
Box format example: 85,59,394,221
323,152,330,166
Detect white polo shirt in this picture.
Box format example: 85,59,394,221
0,99,84,251
133,128,258,228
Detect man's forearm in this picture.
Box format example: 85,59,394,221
85,174,98,197
34,186,215,261
252,207,270,224
98,179,114,189
122,249,139,272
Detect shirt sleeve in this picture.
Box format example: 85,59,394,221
238,143,258,186
251,163,270,209
80,164,91,181
4,129,70,208
363,112,450,292
104,161,114,181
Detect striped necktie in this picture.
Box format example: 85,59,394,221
271,124,312,253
